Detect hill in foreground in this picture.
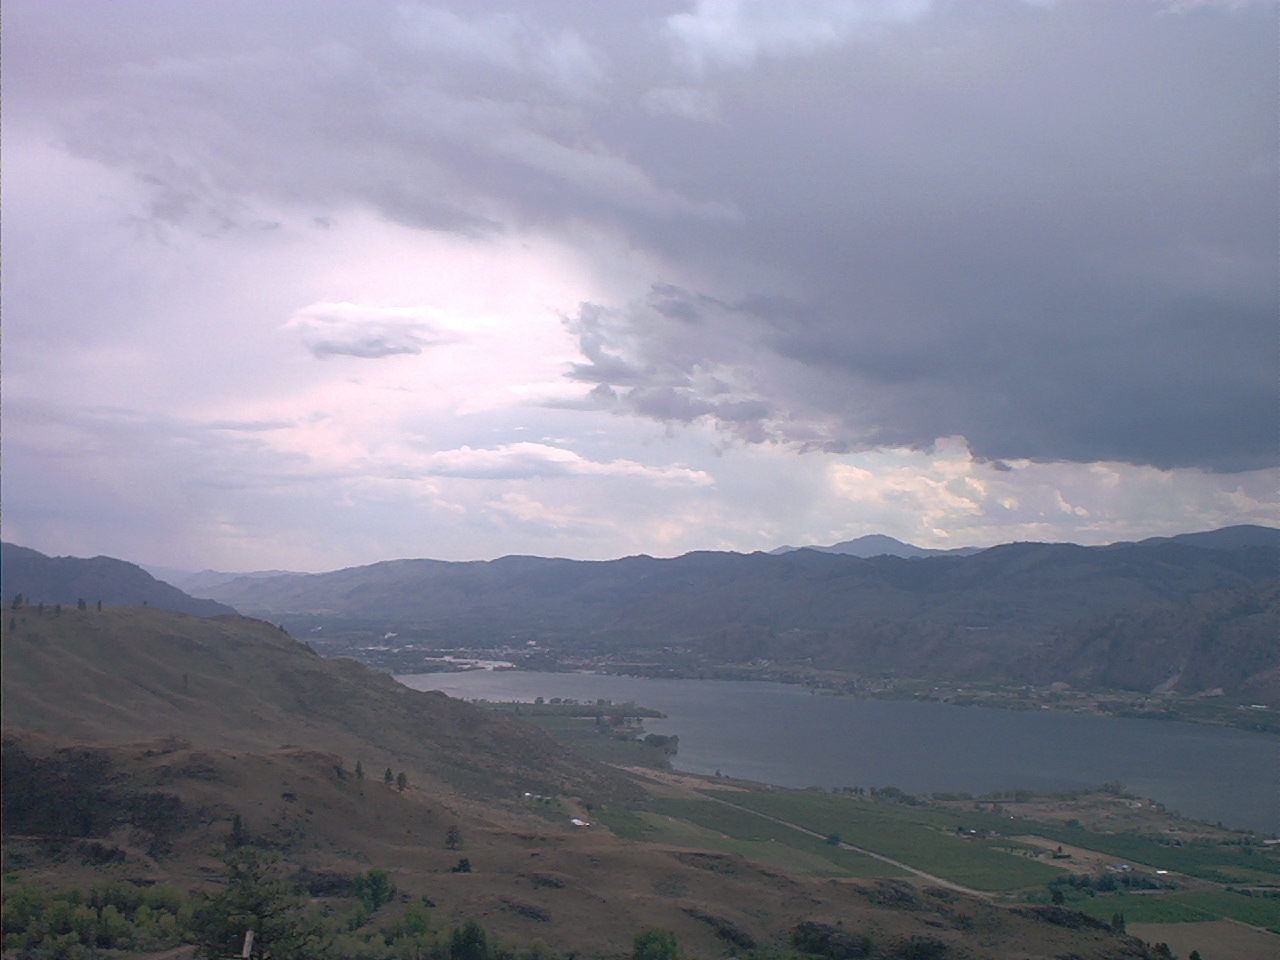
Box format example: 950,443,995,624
1,605,1167,958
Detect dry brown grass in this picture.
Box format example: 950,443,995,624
1127,919,1279,960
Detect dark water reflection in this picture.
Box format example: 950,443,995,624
398,671,1277,833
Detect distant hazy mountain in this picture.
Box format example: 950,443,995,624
770,534,982,558
202,526,1280,700
151,566,304,594
1,543,237,617
1116,524,1280,552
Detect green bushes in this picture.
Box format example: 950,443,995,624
1,876,192,956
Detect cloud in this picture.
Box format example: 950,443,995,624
4,0,1275,570
665,0,932,73
287,302,457,360
398,6,609,100
419,442,712,485
640,86,723,123
565,288,812,444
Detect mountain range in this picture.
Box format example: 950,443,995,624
5,527,1277,701
769,534,982,558
187,525,1278,701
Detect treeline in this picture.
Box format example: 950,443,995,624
4,854,563,960
0,860,983,960
485,699,666,720
5,855,1186,960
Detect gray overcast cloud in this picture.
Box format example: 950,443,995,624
2,1,1276,570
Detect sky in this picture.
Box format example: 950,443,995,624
2,0,1276,572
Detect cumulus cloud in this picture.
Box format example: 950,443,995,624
565,287,817,444
287,302,457,360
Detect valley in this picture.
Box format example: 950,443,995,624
5,604,1275,958
2,531,1277,959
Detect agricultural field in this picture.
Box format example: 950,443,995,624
1073,888,1280,932
698,789,1066,892
643,798,900,878
590,771,1280,954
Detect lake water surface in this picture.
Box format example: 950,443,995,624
398,671,1277,834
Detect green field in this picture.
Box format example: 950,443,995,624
1075,890,1280,933
516,715,673,767
701,790,1065,891
646,798,900,878
1072,894,1214,925
700,788,1280,885
1022,823,1280,883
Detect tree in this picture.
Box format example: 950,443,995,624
396,771,408,792
351,868,395,912
632,928,682,960
190,849,326,960
392,896,434,940
445,825,462,850
11,594,23,610
354,760,364,781
449,920,489,960
77,599,87,611
384,767,394,786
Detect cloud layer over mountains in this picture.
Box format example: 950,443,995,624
4,1,1275,569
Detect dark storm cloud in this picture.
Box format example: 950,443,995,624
9,0,1275,472
590,3,1279,472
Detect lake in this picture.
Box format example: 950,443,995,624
398,670,1277,834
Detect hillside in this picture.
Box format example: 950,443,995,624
0,605,628,804
197,527,1280,699
0,607,1169,959
2,543,236,617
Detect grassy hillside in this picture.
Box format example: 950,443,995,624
1,605,631,804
